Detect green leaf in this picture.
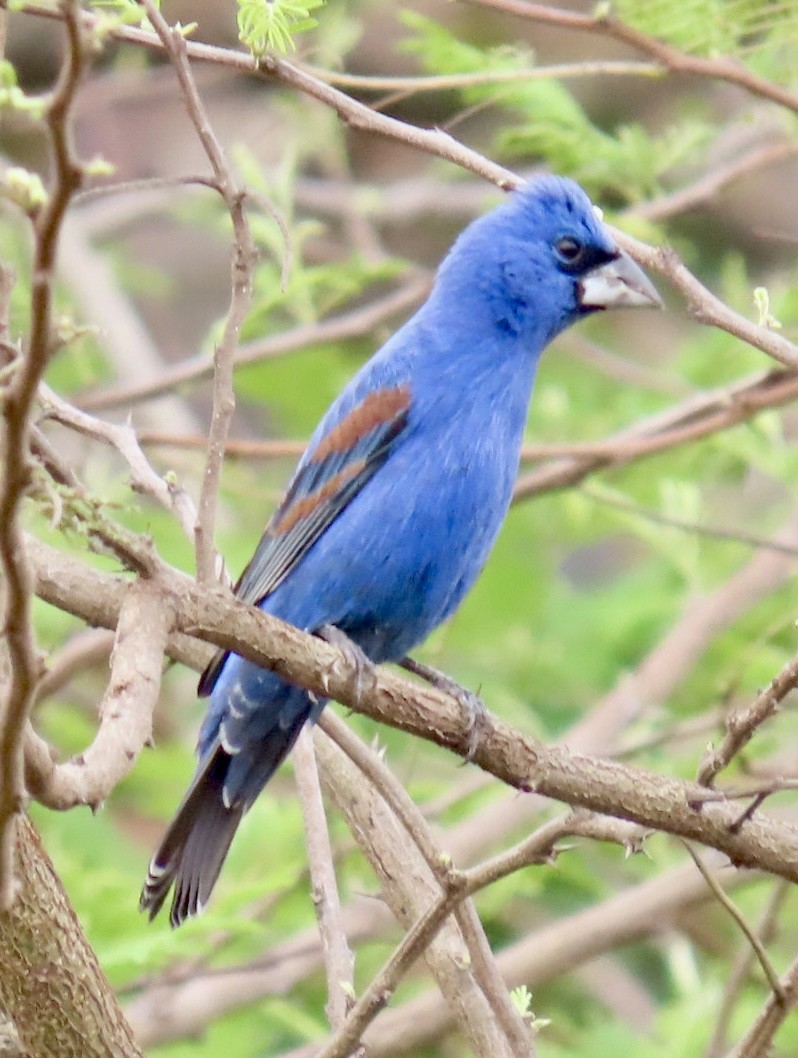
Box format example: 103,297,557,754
237,0,325,57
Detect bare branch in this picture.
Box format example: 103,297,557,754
514,369,798,500
37,381,198,543
627,141,798,224
24,535,798,884
726,955,798,1058
683,843,784,1000
0,0,85,910
140,0,259,584
24,578,174,811
611,231,798,371
462,0,798,114
304,58,660,94
78,277,429,412
697,652,798,787
707,881,791,1058
318,710,533,1056
293,727,356,1033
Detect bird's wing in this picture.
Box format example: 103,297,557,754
198,383,412,697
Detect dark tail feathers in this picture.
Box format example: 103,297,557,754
139,745,243,928
140,704,314,927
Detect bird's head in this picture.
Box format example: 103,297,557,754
435,175,661,350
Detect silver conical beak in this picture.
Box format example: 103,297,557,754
578,250,662,310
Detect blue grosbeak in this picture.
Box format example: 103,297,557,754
141,176,661,926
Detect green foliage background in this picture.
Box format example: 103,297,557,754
4,0,798,1054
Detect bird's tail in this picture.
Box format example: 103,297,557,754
139,743,244,927
140,703,314,927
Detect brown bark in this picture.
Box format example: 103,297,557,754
0,815,143,1058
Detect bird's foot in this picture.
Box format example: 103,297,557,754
316,624,378,708
400,656,489,762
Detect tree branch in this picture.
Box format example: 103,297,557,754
13,1,798,380
0,0,85,910
140,0,259,585
726,954,798,1058
293,727,356,1034
462,0,798,114
24,535,798,886
23,578,174,811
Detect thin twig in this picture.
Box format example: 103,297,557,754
78,277,428,411
304,58,660,93
581,484,798,558
293,727,356,1033
707,880,790,1058
0,0,85,910
697,652,798,787
37,381,198,543
725,955,798,1058
317,711,534,1056
140,0,260,584
462,0,798,115
687,779,798,807
682,842,784,1000
137,432,306,459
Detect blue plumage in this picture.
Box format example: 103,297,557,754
141,176,661,925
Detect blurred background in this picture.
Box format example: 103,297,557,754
3,1,798,1055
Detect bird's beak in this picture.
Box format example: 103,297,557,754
578,250,662,311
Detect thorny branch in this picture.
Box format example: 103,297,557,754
24,533,798,887
697,652,798,787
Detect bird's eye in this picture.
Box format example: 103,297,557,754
554,237,586,267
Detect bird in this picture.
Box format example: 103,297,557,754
140,175,661,926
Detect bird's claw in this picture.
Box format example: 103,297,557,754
400,656,488,762
458,687,489,762
316,624,378,708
